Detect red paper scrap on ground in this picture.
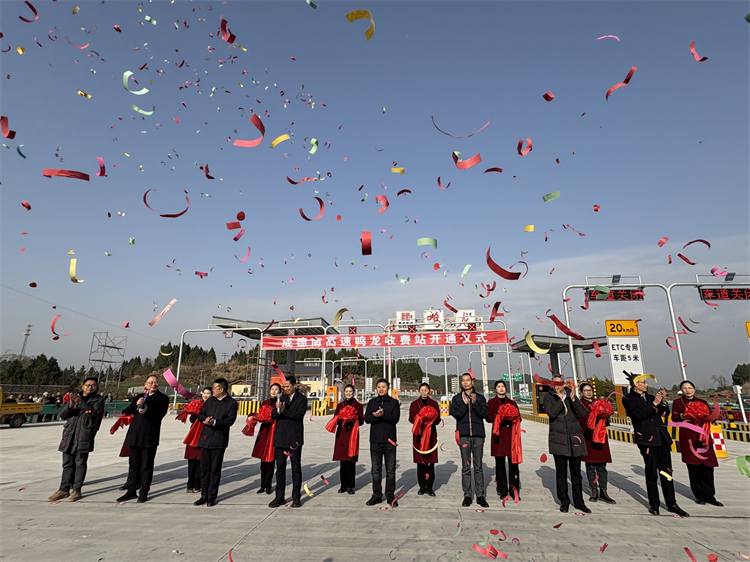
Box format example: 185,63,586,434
683,547,698,562
600,543,608,553
553,523,562,529
540,454,548,463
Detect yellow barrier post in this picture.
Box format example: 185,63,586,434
440,400,450,417
726,404,737,429
711,424,728,458
312,401,328,416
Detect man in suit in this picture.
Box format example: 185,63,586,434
194,378,238,507
364,378,401,507
269,376,306,508
116,375,170,503
451,373,489,508
622,372,689,517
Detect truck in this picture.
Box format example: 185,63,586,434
0,387,43,428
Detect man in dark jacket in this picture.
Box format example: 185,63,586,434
194,378,237,507
364,378,401,507
269,376,307,508
622,373,689,517
542,375,590,513
47,377,105,502
116,375,170,504
451,373,489,508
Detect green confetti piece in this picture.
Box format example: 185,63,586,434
350,260,356,265
417,237,437,249
361,193,368,202
129,238,136,245
460,264,472,277
309,138,318,154
737,455,750,477
542,190,561,202
306,0,318,9
395,274,410,284
17,145,26,159
144,15,157,25
594,285,611,299
477,536,491,548
132,104,155,115
382,107,386,114
453,151,463,161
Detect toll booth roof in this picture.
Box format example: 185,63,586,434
512,334,608,355
211,316,337,339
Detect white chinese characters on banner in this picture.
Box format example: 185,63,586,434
261,330,507,350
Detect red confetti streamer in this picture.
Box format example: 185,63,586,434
122,321,130,328
220,19,236,43
668,255,672,264
593,341,602,357
600,543,608,553
431,115,491,138
546,309,585,340
50,315,70,339
21,201,31,210
593,205,600,212
18,1,39,23
397,189,411,196
677,317,697,334
361,231,372,255
286,175,317,185
472,542,501,559
29,282,37,288
542,91,555,101
42,169,90,181
486,247,521,280
489,302,503,322
683,547,697,562
658,237,669,247
517,138,532,156
683,239,711,250
665,336,678,350
114,25,122,33
444,299,458,313
388,438,398,447
270,361,287,384
235,247,251,262
606,66,636,100
484,167,503,174
677,253,696,265
200,164,214,179
452,151,482,170
65,35,89,49
437,176,450,190
1,116,17,139
553,523,562,529
689,41,708,62
299,197,324,221
233,114,264,147
226,221,242,230
707,555,717,562
95,157,107,177
375,195,389,214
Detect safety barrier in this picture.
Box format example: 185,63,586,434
723,429,750,443
440,400,450,417
237,401,260,416
311,401,328,416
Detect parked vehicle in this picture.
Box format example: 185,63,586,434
0,387,43,428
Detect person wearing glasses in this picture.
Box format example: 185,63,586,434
47,378,105,503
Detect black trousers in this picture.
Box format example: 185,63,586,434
494,456,520,496
275,446,303,502
127,446,157,495
60,451,89,492
417,463,435,490
370,442,397,500
585,462,608,490
638,444,676,508
340,460,356,490
686,463,716,501
553,455,583,507
200,447,226,501
260,461,275,490
187,459,201,489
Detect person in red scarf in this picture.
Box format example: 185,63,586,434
671,380,722,507
249,383,282,494
177,387,212,493
328,384,365,494
486,381,522,500
408,383,441,496
578,383,615,504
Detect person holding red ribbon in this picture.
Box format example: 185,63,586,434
246,383,281,495
671,380,722,507
177,386,212,493
408,383,441,496
486,380,522,500
578,383,615,504
326,384,364,494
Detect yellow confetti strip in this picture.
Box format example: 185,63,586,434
633,374,657,384
16,46,26,55
72,6,80,14
525,331,550,354
392,167,405,175
124,152,131,157
270,134,290,148
304,484,314,498
69,259,84,283
67,250,75,255
524,225,534,232
77,90,92,99
659,471,673,481
346,10,375,41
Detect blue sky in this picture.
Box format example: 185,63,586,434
1,1,748,388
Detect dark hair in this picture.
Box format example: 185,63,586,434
270,382,282,391
203,386,213,393
344,384,355,392
213,378,229,392
83,377,98,386
680,380,696,391
376,378,389,388
419,382,430,391
461,372,474,380
494,380,506,391
579,382,593,392
551,374,564,381
287,375,297,386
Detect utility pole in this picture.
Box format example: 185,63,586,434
20,324,32,358
221,352,229,364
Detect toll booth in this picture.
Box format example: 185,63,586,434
532,382,551,416
325,386,338,410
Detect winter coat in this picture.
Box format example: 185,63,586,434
124,390,170,448
622,389,672,448
58,392,105,454
450,389,488,438
543,388,588,457
364,394,400,443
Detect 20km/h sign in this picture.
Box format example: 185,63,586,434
605,320,639,337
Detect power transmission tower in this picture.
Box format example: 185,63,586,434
20,324,32,358
221,352,229,363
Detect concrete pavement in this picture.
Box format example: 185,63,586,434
1,403,748,562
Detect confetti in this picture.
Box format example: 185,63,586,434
542,191,560,202
346,10,375,41
689,41,708,62
361,231,372,255
395,274,410,284
517,138,532,156
69,259,84,283
299,197,324,221
431,116,491,138
149,299,177,326
542,91,555,101
233,114,265,147
51,314,70,339
606,66,636,100
43,169,90,181
122,71,149,95
270,134,290,148
596,35,620,41
452,151,482,170
1,116,17,139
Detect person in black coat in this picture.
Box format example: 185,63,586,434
622,373,689,517
364,378,401,507
47,377,105,503
269,376,307,508
450,373,489,508
116,375,169,504
194,378,238,507
542,375,590,513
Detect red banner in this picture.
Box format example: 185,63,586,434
261,330,508,350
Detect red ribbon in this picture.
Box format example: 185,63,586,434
412,405,438,452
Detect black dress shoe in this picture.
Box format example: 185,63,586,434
118,484,129,491
694,499,706,505
338,487,347,494
291,500,301,508
705,498,724,507
560,504,569,513
266,487,273,495
417,487,426,495
206,500,217,507
366,495,382,506
269,497,286,508
667,504,689,517
116,492,137,502
574,505,592,514
256,488,266,494
347,488,355,495
427,489,436,497
136,494,149,503
477,497,489,508
462,497,472,507
194,496,208,506
648,506,660,516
